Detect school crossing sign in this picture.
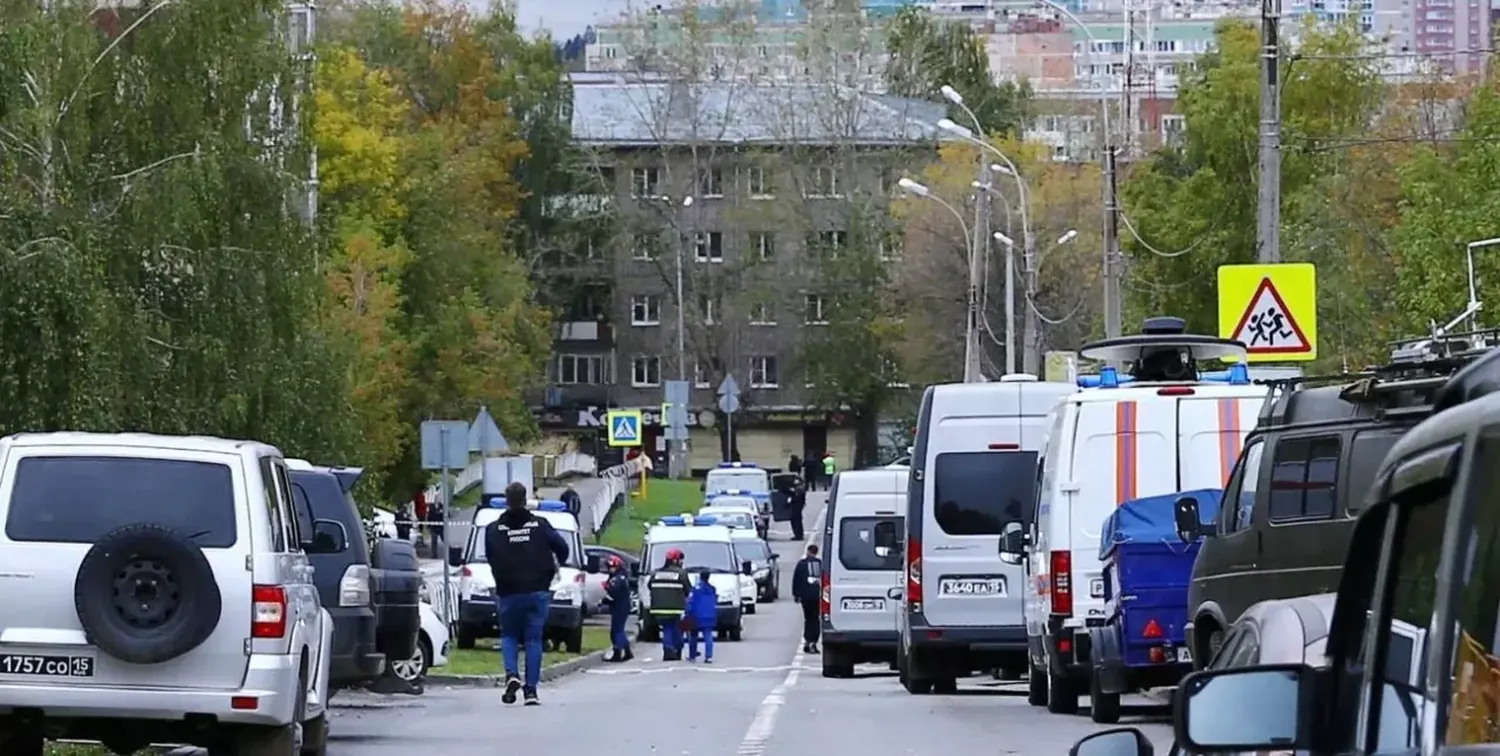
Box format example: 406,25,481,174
1217,263,1317,363
605,410,643,447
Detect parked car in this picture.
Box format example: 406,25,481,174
0,432,335,755
583,545,639,611
387,603,450,685
287,461,421,691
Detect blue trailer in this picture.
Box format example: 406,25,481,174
1084,488,1221,724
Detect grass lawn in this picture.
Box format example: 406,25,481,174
441,625,612,677
595,478,703,553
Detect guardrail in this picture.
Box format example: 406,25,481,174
419,453,598,506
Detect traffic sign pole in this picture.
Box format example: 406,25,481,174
439,425,453,627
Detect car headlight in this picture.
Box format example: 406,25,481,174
469,585,494,598
718,596,735,606
552,585,577,602
754,568,770,579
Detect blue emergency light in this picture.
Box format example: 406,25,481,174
536,500,568,512
693,515,718,526
1077,363,1253,388
659,516,687,526
719,489,746,495
716,462,758,468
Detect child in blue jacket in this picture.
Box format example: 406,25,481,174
684,570,718,663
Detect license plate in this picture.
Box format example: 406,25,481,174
1089,578,1105,598
840,598,886,611
0,653,94,678
1175,647,1191,663
937,577,1006,597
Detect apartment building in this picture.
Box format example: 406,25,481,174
534,73,940,470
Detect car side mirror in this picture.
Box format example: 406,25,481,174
629,564,641,578
768,552,780,560
999,521,1027,557
304,519,348,554
447,545,465,568
585,555,602,574
1174,664,1314,752
741,560,755,576
1174,496,1204,542
1070,728,1153,756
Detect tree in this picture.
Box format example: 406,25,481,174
883,5,1031,136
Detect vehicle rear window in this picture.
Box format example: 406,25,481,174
5,456,237,547
1269,436,1341,521
1345,428,1405,513
838,516,904,571
932,451,1038,535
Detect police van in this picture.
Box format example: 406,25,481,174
725,526,766,614
450,501,594,652
1002,318,1267,715
702,493,767,539
704,463,771,505
888,373,1076,695
635,516,748,641
821,467,909,678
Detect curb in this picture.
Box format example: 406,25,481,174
426,651,610,688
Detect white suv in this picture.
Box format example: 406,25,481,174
0,433,335,756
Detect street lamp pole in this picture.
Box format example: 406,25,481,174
899,177,977,380
662,194,693,479
1466,236,1500,333
941,88,1005,378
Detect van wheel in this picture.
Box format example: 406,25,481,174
1027,664,1048,706
302,712,329,756
639,619,660,643
1089,671,1121,724
728,625,743,642
565,624,584,654
901,650,933,694
235,669,306,755
456,624,477,650
1046,672,1079,714
745,603,757,615
933,677,958,694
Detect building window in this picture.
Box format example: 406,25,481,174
695,231,724,263
693,357,722,388
804,294,827,325
745,166,772,198
879,235,902,261
810,166,839,197
630,294,661,326
631,356,661,387
287,3,314,58
557,354,609,385
817,230,846,258
700,295,718,324
750,356,779,388
1161,114,1186,146
633,232,659,261
751,232,775,260
631,167,660,198
697,167,723,198
749,301,775,325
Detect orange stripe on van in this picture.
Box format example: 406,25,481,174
1115,401,1138,506
1216,399,1243,485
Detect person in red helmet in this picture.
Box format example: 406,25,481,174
601,555,635,663
647,547,693,660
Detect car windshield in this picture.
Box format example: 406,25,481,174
648,541,736,572
707,495,759,510
702,511,755,529
734,539,772,564
707,471,769,494
5,456,237,547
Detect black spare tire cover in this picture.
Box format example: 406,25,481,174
74,523,223,665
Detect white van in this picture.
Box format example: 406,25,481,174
635,517,747,641
892,374,1077,695
1006,324,1267,714
820,468,909,678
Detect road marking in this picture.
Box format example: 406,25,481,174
736,643,804,756
586,663,819,675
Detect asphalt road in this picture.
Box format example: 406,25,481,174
324,493,1177,756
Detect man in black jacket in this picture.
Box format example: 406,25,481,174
792,544,823,653
485,482,569,706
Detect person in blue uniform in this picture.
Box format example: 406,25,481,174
684,570,719,663
602,555,634,663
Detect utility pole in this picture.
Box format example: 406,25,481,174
1102,141,1123,339
1256,0,1282,262
965,160,990,382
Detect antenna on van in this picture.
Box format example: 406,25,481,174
1078,316,1249,383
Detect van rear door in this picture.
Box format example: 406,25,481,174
829,502,905,635
1177,395,1265,489
921,447,1036,627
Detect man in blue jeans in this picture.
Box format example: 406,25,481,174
484,482,569,705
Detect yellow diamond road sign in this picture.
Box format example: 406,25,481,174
606,410,643,447
1217,263,1317,363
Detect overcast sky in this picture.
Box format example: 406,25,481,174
470,0,634,37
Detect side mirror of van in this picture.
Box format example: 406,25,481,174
629,563,641,578
1174,496,1204,542
305,519,349,554
999,521,1027,557
741,560,755,576
447,545,465,568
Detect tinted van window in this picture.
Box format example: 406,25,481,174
839,516,904,570
5,456,237,547
933,451,1038,536
1269,436,1341,521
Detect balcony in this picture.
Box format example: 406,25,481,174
544,194,614,219
555,321,615,345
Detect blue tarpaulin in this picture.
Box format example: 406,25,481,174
1099,488,1223,561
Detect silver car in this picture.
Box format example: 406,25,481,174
0,433,335,755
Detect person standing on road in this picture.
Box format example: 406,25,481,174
602,556,634,663
647,549,693,660
787,454,802,477
792,544,824,654
484,482,569,706
685,570,718,663
821,451,838,490
560,486,582,517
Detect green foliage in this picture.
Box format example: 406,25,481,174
883,5,1031,135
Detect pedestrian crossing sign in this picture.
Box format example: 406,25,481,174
1217,263,1317,363
606,410,643,447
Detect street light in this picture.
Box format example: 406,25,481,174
1057,229,1079,246
897,177,930,198
940,84,964,105
993,231,1015,248
658,193,695,480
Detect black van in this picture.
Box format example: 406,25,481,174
1180,345,1484,666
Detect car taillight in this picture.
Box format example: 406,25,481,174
252,585,288,638
460,566,472,577
339,565,370,607
575,573,586,585
1049,551,1072,616
1143,618,1164,639
906,538,922,608
819,571,830,617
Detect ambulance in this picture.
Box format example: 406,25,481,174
1006,318,1268,714
636,516,748,641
